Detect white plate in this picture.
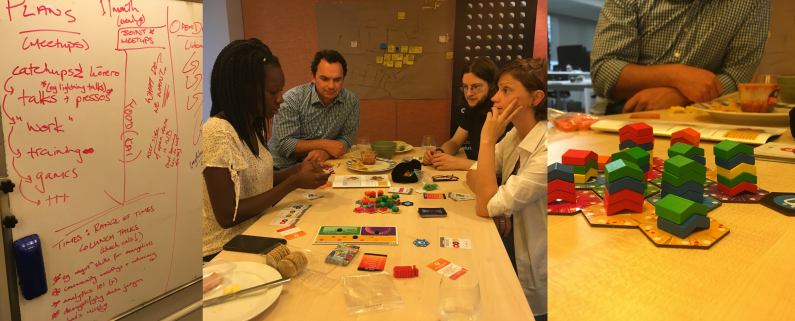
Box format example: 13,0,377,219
394,144,414,153
202,262,283,321
696,103,791,126
346,157,398,172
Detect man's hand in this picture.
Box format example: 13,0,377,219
624,87,691,113
672,65,724,103
305,149,331,162
422,149,436,165
323,140,346,158
431,153,461,170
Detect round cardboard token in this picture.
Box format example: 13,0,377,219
402,201,414,206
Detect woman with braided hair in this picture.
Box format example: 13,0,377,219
202,39,332,261
466,58,548,320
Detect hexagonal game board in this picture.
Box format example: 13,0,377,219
580,200,656,228
705,183,770,203
547,190,602,215
636,214,730,249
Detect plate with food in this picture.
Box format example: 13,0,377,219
393,141,414,153
694,100,791,126
203,261,283,321
346,157,397,172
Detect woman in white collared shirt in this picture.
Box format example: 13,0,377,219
466,58,548,320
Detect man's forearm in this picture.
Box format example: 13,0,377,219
612,64,678,100
290,139,329,158
440,140,461,155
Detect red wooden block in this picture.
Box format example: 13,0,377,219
672,128,700,147
717,181,758,196
619,132,655,145
618,123,653,137
549,179,576,194
670,137,697,147
598,155,611,170
604,199,644,215
548,190,576,204
604,189,644,204
562,149,598,166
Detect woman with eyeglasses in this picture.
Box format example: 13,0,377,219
466,58,548,321
423,57,514,170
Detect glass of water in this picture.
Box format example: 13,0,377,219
438,272,481,321
422,135,436,151
358,137,371,152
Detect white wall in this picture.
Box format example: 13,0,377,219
548,13,598,64
203,0,245,122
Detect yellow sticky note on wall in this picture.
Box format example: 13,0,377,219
386,61,395,67
400,46,408,53
446,52,453,59
415,47,422,54
394,53,403,60
406,60,414,66
384,54,391,61
398,12,405,19
388,45,395,53
376,56,383,63
395,61,403,68
409,47,418,54
407,55,415,61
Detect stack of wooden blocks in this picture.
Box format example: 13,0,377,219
603,159,645,215
661,155,707,203
548,163,576,204
619,123,654,180
714,140,757,196
562,150,598,184
655,194,710,238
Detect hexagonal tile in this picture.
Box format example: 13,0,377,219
547,190,601,215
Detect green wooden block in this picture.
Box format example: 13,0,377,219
604,159,644,183
655,194,708,225
661,170,707,187
668,143,705,158
714,140,754,160
663,155,707,176
717,172,757,188
571,160,598,174
611,147,650,166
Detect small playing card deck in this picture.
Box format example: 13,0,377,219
448,192,475,201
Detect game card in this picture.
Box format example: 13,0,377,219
300,192,323,200
426,258,468,280
440,237,472,250
449,193,475,201
276,226,307,240
284,203,311,213
357,253,387,271
276,209,303,218
268,217,297,226
388,187,413,195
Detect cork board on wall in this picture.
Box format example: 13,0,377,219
315,0,455,99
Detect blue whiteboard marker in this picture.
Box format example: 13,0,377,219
14,235,47,300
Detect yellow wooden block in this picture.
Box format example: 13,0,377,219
573,168,598,184
716,163,756,179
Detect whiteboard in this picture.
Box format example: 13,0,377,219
0,1,203,320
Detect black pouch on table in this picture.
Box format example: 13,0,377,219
391,160,422,183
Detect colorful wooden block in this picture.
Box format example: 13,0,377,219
663,155,707,176
671,128,700,147
549,179,576,194
662,170,707,187
597,155,611,170
548,190,577,204
618,123,653,137
604,188,644,204
714,153,755,170
562,149,598,166
611,147,651,167
660,181,704,198
547,163,574,183
714,139,754,161
606,176,646,194
571,160,599,174
605,159,644,183
619,140,654,152
717,172,757,188
605,198,644,215
668,142,705,158
657,213,710,239
670,137,697,147
655,194,708,225
619,132,655,145
716,163,757,179
661,189,704,203
639,163,651,172
717,181,758,196
573,168,598,184
689,154,706,166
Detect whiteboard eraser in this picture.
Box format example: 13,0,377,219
14,235,48,300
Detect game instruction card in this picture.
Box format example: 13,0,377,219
276,226,307,240
440,237,472,249
427,258,468,280
333,175,392,188
313,226,399,245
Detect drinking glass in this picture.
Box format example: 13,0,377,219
438,273,481,321
422,135,436,151
358,137,371,152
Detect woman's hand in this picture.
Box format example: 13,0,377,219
493,216,512,237
482,98,525,145
290,168,331,189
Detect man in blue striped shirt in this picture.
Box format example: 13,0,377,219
268,50,360,169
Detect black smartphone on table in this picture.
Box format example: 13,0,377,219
222,235,286,254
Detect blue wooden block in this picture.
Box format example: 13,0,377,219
657,214,710,239
661,181,703,198
640,163,650,172
606,177,645,195
619,140,654,152
714,152,755,169
548,163,574,183
662,189,704,203
689,154,706,166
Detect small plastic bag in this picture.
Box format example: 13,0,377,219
340,272,404,314
548,109,601,132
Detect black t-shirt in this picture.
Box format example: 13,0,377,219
459,111,514,160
